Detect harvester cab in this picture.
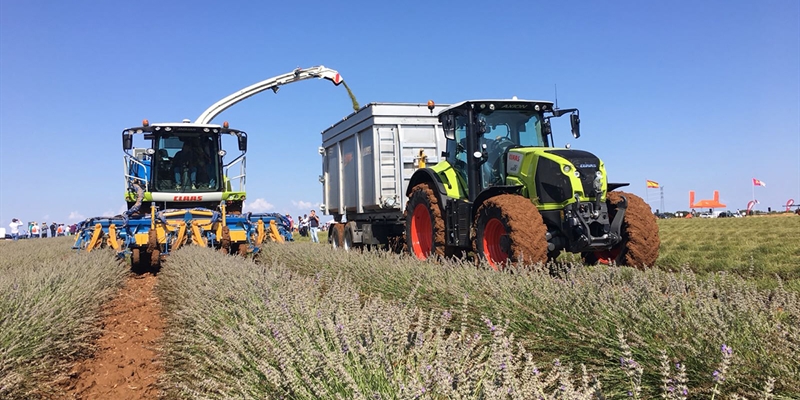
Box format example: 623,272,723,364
405,98,660,268
122,119,248,213
74,65,350,266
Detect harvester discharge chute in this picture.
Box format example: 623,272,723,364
73,65,349,265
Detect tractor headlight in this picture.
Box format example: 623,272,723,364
562,165,572,174
146,148,155,155
218,150,227,157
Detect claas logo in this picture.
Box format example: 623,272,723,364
173,196,203,201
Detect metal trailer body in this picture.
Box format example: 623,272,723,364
320,102,449,246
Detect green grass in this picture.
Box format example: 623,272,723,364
561,215,800,291
0,237,128,399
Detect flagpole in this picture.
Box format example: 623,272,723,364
645,182,650,206
752,179,755,203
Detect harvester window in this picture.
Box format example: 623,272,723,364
154,135,220,191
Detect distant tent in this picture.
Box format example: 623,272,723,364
689,190,726,209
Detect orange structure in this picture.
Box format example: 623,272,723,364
689,190,726,209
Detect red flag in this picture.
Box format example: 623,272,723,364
752,178,766,187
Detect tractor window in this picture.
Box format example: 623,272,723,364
479,110,544,189
445,115,469,190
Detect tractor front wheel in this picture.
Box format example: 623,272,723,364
404,183,447,260
583,191,660,268
473,194,548,270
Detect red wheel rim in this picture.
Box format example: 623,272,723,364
410,203,432,259
594,246,622,265
482,218,508,270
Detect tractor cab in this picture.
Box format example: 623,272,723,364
438,99,580,201
122,119,248,212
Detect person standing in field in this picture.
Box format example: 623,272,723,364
31,222,40,238
50,222,57,238
8,218,23,241
308,210,320,243
41,222,48,238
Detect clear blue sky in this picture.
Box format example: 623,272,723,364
1,0,798,226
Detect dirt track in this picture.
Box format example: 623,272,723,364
64,273,163,399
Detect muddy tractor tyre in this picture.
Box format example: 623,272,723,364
473,194,549,270
330,223,345,249
238,243,249,256
583,191,660,268
404,183,448,260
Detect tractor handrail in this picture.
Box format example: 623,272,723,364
194,65,343,124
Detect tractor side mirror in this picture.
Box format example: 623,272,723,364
441,115,455,140
570,113,581,139
238,133,247,152
122,133,133,150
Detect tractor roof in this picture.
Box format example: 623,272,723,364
439,99,555,115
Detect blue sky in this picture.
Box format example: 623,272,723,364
1,0,798,226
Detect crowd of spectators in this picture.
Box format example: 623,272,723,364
6,218,77,240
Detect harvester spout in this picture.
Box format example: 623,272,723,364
194,65,347,124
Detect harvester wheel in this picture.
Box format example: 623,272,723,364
330,223,345,249
132,248,140,265
473,194,548,270
582,191,660,268
150,250,160,267
404,183,447,260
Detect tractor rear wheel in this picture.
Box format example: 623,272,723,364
404,183,447,260
474,194,548,270
330,223,345,249
582,191,660,268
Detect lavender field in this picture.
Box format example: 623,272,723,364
2,216,798,399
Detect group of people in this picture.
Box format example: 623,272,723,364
7,219,76,240
284,210,321,243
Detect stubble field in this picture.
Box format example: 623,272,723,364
1,215,798,399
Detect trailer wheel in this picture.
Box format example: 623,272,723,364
582,191,660,268
330,223,345,249
343,226,354,251
405,183,446,260
474,194,548,270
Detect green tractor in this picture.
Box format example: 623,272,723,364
404,99,660,268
